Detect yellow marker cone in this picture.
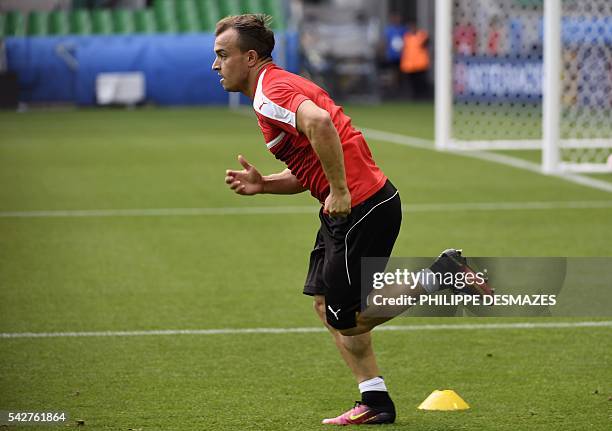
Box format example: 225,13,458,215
418,389,470,411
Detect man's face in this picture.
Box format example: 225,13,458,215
212,29,251,92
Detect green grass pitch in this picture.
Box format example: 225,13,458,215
0,104,611,430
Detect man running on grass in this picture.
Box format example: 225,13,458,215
215,14,491,425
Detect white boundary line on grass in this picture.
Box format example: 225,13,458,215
361,128,612,194
1,321,610,339
1,200,612,218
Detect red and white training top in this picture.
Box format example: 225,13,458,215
252,63,387,207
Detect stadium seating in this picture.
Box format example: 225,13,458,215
72,0,89,9
0,0,285,37
49,11,70,35
91,9,113,34
176,0,202,33
196,0,220,32
219,0,242,17
241,0,265,13
112,9,135,34
26,11,49,36
134,9,157,33
7,11,26,36
263,0,284,29
70,9,92,35
154,0,179,33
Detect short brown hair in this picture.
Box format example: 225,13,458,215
215,14,275,60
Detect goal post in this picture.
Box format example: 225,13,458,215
542,0,560,173
435,0,453,152
435,0,612,173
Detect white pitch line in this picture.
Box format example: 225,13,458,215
361,128,612,194
1,200,612,218
1,321,610,339
405,200,612,212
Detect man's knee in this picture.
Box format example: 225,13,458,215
337,330,373,356
337,314,384,336
338,324,373,336
314,295,348,335
338,327,365,336
313,296,381,335
313,295,326,318
314,295,336,331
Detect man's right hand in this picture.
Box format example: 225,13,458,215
324,188,351,218
225,155,264,195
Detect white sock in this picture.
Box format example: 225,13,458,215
359,376,388,393
419,268,440,294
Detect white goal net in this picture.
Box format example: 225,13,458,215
435,0,612,173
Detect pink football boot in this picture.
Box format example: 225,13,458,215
322,402,395,425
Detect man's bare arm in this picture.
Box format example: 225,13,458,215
296,100,351,216
262,168,307,194
225,155,306,195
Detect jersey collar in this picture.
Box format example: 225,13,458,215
252,62,275,97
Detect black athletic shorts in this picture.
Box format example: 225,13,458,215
303,180,402,330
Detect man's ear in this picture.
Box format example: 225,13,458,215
247,50,259,67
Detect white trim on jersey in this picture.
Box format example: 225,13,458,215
253,69,297,128
266,131,286,149
344,190,399,286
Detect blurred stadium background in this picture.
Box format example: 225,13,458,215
1,0,611,430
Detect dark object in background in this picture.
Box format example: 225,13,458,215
0,72,19,109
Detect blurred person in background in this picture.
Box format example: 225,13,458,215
486,16,502,56
454,18,477,55
400,22,431,100
379,12,407,98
